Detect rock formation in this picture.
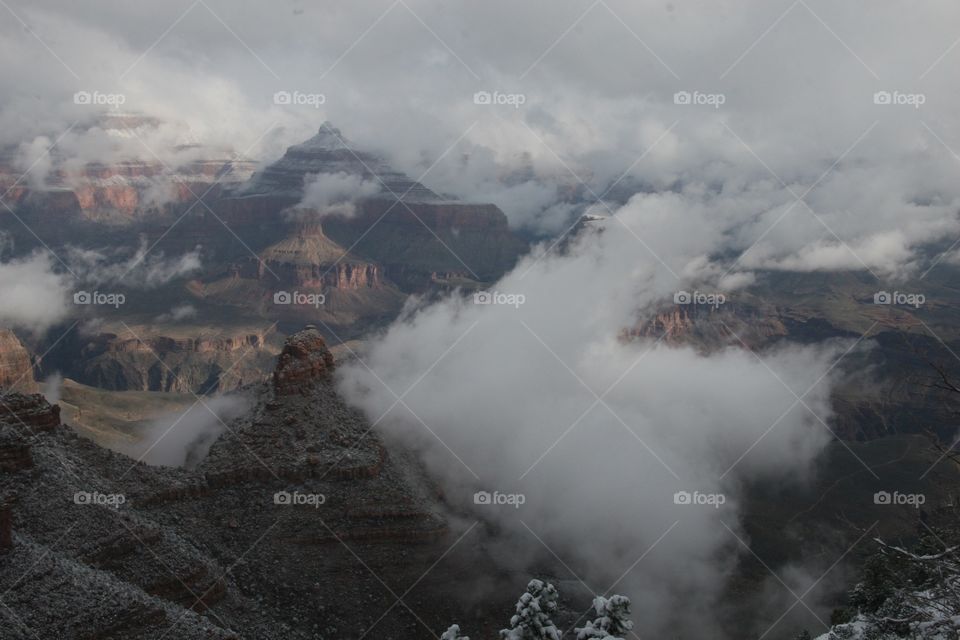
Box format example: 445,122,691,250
46,324,278,394
250,224,385,290
0,329,37,394
222,123,525,290
0,327,485,639
272,325,335,395
626,300,788,351
244,123,442,202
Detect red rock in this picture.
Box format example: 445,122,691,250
0,329,37,394
0,393,61,433
272,326,335,395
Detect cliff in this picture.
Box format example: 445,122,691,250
324,199,526,289
234,123,526,290
0,329,37,394
626,301,789,351
48,325,278,394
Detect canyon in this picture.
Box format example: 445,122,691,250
0,118,526,395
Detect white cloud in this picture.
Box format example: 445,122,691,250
65,240,202,289
155,304,197,323
294,171,381,219
117,395,251,468
0,251,71,332
337,201,851,636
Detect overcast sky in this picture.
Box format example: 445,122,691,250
2,0,959,263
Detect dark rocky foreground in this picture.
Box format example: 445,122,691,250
0,327,522,639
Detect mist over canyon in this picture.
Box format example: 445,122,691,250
1,2,960,639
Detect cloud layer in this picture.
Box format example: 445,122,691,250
0,252,72,332
338,200,849,636
1,3,956,635
1,1,958,277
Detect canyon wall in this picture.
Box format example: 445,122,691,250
0,330,37,394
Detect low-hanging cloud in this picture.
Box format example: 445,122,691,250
41,372,63,404
154,303,197,323
292,171,382,220
338,199,851,638
118,394,251,468
65,239,202,289
0,251,72,332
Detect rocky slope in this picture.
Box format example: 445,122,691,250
244,124,442,202
0,327,507,639
220,123,526,290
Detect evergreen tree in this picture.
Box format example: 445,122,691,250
500,579,561,640
440,623,469,640
575,595,633,640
